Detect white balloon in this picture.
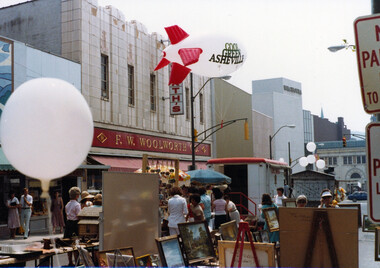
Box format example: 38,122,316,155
278,158,285,163
316,159,326,169
299,157,308,167
306,142,316,152
307,154,316,164
0,78,93,192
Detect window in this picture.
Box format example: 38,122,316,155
128,65,135,106
101,54,109,99
362,155,366,164
185,87,190,120
343,156,353,165
199,93,204,124
356,156,361,164
150,74,156,111
328,157,337,166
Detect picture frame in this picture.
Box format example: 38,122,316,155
262,207,280,232
259,230,270,243
136,254,153,267
155,235,186,267
178,221,216,264
363,215,380,232
220,220,238,241
218,240,275,267
252,231,262,242
375,227,380,261
282,198,297,208
338,203,362,227
98,247,135,267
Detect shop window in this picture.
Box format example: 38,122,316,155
101,54,109,100
199,93,204,124
150,73,156,112
185,87,190,120
128,65,135,106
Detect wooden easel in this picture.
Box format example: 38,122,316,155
303,210,339,267
230,222,260,267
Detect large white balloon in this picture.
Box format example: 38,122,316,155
299,157,308,167
307,154,316,164
0,78,93,192
306,142,316,152
316,159,326,169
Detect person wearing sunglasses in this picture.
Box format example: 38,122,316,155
318,189,339,208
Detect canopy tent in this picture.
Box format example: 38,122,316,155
188,169,231,185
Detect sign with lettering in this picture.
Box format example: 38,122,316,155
92,127,211,156
169,84,184,115
366,123,380,222
354,15,380,113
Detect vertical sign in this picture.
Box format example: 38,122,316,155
354,15,380,113
169,84,184,115
366,123,380,222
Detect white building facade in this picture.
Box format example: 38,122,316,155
0,0,214,177
252,77,305,173
316,140,367,193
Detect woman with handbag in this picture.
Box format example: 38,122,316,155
6,191,20,239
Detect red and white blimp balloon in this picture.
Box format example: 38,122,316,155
155,25,246,85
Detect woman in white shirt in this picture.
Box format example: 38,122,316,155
6,191,20,239
167,187,188,235
224,195,240,227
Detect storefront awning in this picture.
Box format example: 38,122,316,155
90,155,207,172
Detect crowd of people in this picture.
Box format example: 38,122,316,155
161,184,241,236
161,183,339,247
6,187,102,266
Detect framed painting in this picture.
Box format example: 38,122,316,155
259,230,270,243
220,220,238,241
218,240,275,267
282,198,297,208
155,235,186,267
136,254,153,267
363,215,380,232
98,247,135,267
376,227,380,261
178,221,215,264
263,207,280,232
338,203,362,227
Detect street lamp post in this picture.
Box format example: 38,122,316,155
189,73,231,170
269,124,296,159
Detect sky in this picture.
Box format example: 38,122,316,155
0,0,373,132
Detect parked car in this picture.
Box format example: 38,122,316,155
347,191,367,202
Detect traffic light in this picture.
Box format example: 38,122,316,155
194,129,198,142
244,120,249,140
342,137,347,147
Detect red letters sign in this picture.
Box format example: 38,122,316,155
170,84,184,115
355,14,380,113
366,123,380,222
92,127,211,156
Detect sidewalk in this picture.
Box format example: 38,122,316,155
0,232,64,245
